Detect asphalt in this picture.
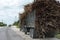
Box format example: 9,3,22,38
0,27,60,40
0,27,24,40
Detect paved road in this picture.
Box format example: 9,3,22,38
0,27,60,40
0,27,24,40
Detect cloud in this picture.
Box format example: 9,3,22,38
0,0,19,6
0,0,34,25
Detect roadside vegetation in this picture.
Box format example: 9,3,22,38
13,20,20,28
0,22,7,27
55,34,60,39
55,32,60,39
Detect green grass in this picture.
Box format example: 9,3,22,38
15,24,20,28
55,34,60,39
16,26,20,28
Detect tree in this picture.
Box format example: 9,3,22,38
13,20,19,28
0,22,7,26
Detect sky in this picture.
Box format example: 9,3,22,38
0,0,34,25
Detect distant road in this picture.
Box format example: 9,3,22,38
0,27,24,40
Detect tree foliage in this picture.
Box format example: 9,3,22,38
13,20,19,28
0,22,7,26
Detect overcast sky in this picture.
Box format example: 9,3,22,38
0,0,34,25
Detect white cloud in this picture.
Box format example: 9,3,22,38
0,0,34,25
0,0,19,6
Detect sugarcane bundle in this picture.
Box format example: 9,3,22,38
33,0,60,38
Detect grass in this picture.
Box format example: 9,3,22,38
15,25,20,28
55,34,60,39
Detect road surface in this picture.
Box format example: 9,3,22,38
0,27,60,40
0,27,24,40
